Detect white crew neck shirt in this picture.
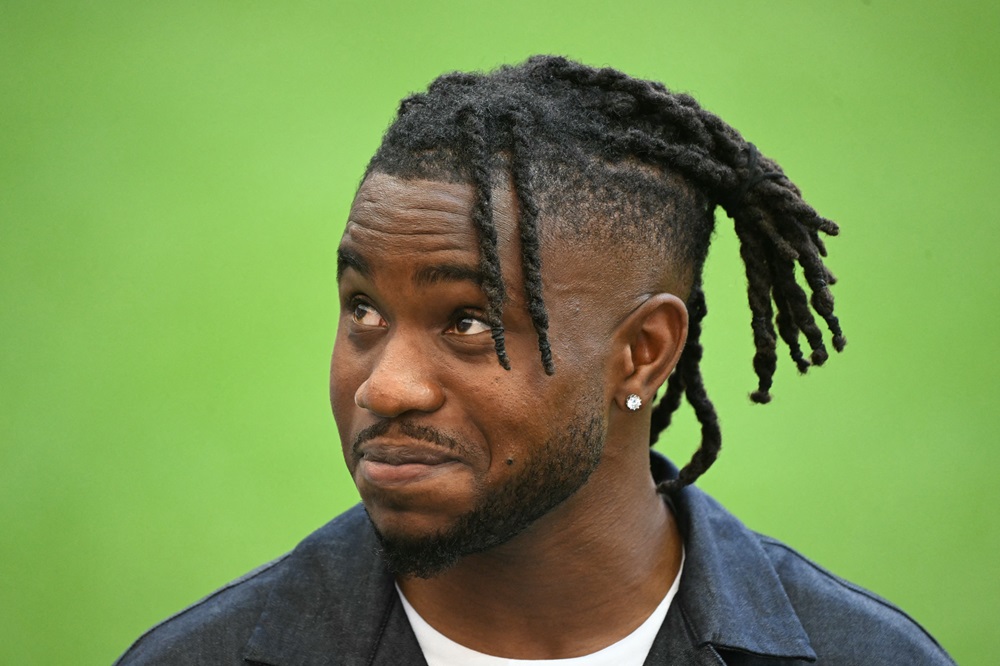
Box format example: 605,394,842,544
397,548,684,666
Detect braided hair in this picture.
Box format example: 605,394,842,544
365,56,845,492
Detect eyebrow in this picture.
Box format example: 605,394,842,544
337,248,371,282
414,263,484,287
336,247,484,287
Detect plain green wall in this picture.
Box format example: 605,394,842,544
2,2,997,662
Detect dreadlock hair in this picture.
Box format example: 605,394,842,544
364,56,845,493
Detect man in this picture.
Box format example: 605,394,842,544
116,56,953,664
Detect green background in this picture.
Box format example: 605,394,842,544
2,2,996,662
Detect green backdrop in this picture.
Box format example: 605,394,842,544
2,2,996,663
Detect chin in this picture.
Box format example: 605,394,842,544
356,477,477,538
371,529,465,578
363,501,459,543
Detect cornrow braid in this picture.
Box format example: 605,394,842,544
506,109,555,375
365,55,845,490
458,106,510,371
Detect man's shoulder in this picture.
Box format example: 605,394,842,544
113,555,287,665
113,505,375,665
754,534,954,665
662,472,954,665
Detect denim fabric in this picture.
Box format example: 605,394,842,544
115,453,955,665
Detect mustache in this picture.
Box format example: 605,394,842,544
352,419,466,456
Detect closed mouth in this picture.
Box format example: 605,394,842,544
356,442,465,487
359,441,461,466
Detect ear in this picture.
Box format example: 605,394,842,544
612,294,688,412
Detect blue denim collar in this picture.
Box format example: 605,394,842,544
654,453,816,663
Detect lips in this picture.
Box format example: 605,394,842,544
360,442,459,466
356,441,464,486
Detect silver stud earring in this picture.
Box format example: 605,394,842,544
626,394,642,411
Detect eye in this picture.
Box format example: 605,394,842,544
351,301,387,328
446,313,491,336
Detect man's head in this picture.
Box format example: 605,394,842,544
330,56,844,576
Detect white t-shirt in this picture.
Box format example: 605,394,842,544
397,549,684,666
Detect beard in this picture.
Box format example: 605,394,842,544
365,407,606,579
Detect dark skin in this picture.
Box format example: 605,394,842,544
331,172,688,659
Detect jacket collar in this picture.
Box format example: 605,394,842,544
648,453,817,664
243,453,816,664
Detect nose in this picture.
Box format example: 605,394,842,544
354,331,445,418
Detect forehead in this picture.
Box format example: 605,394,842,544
339,173,533,299
342,169,633,294
343,173,490,253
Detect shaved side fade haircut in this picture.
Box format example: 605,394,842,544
364,55,845,491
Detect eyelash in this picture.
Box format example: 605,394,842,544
351,300,384,327
448,310,491,336
345,296,489,336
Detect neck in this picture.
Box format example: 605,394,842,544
396,445,683,660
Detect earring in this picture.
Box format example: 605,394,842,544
626,394,642,411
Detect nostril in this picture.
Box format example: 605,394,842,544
354,369,444,418
352,336,446,417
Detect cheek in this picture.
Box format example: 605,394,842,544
330,333,365,458
471,371,573,466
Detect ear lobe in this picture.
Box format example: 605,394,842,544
615,294,688,411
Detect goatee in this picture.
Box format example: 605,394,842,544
369,412,605,578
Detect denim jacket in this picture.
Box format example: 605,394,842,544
115,454,954,665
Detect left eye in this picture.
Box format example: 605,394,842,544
351,302,386,328
447,315,490,336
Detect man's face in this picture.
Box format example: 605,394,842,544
330,172,616,577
